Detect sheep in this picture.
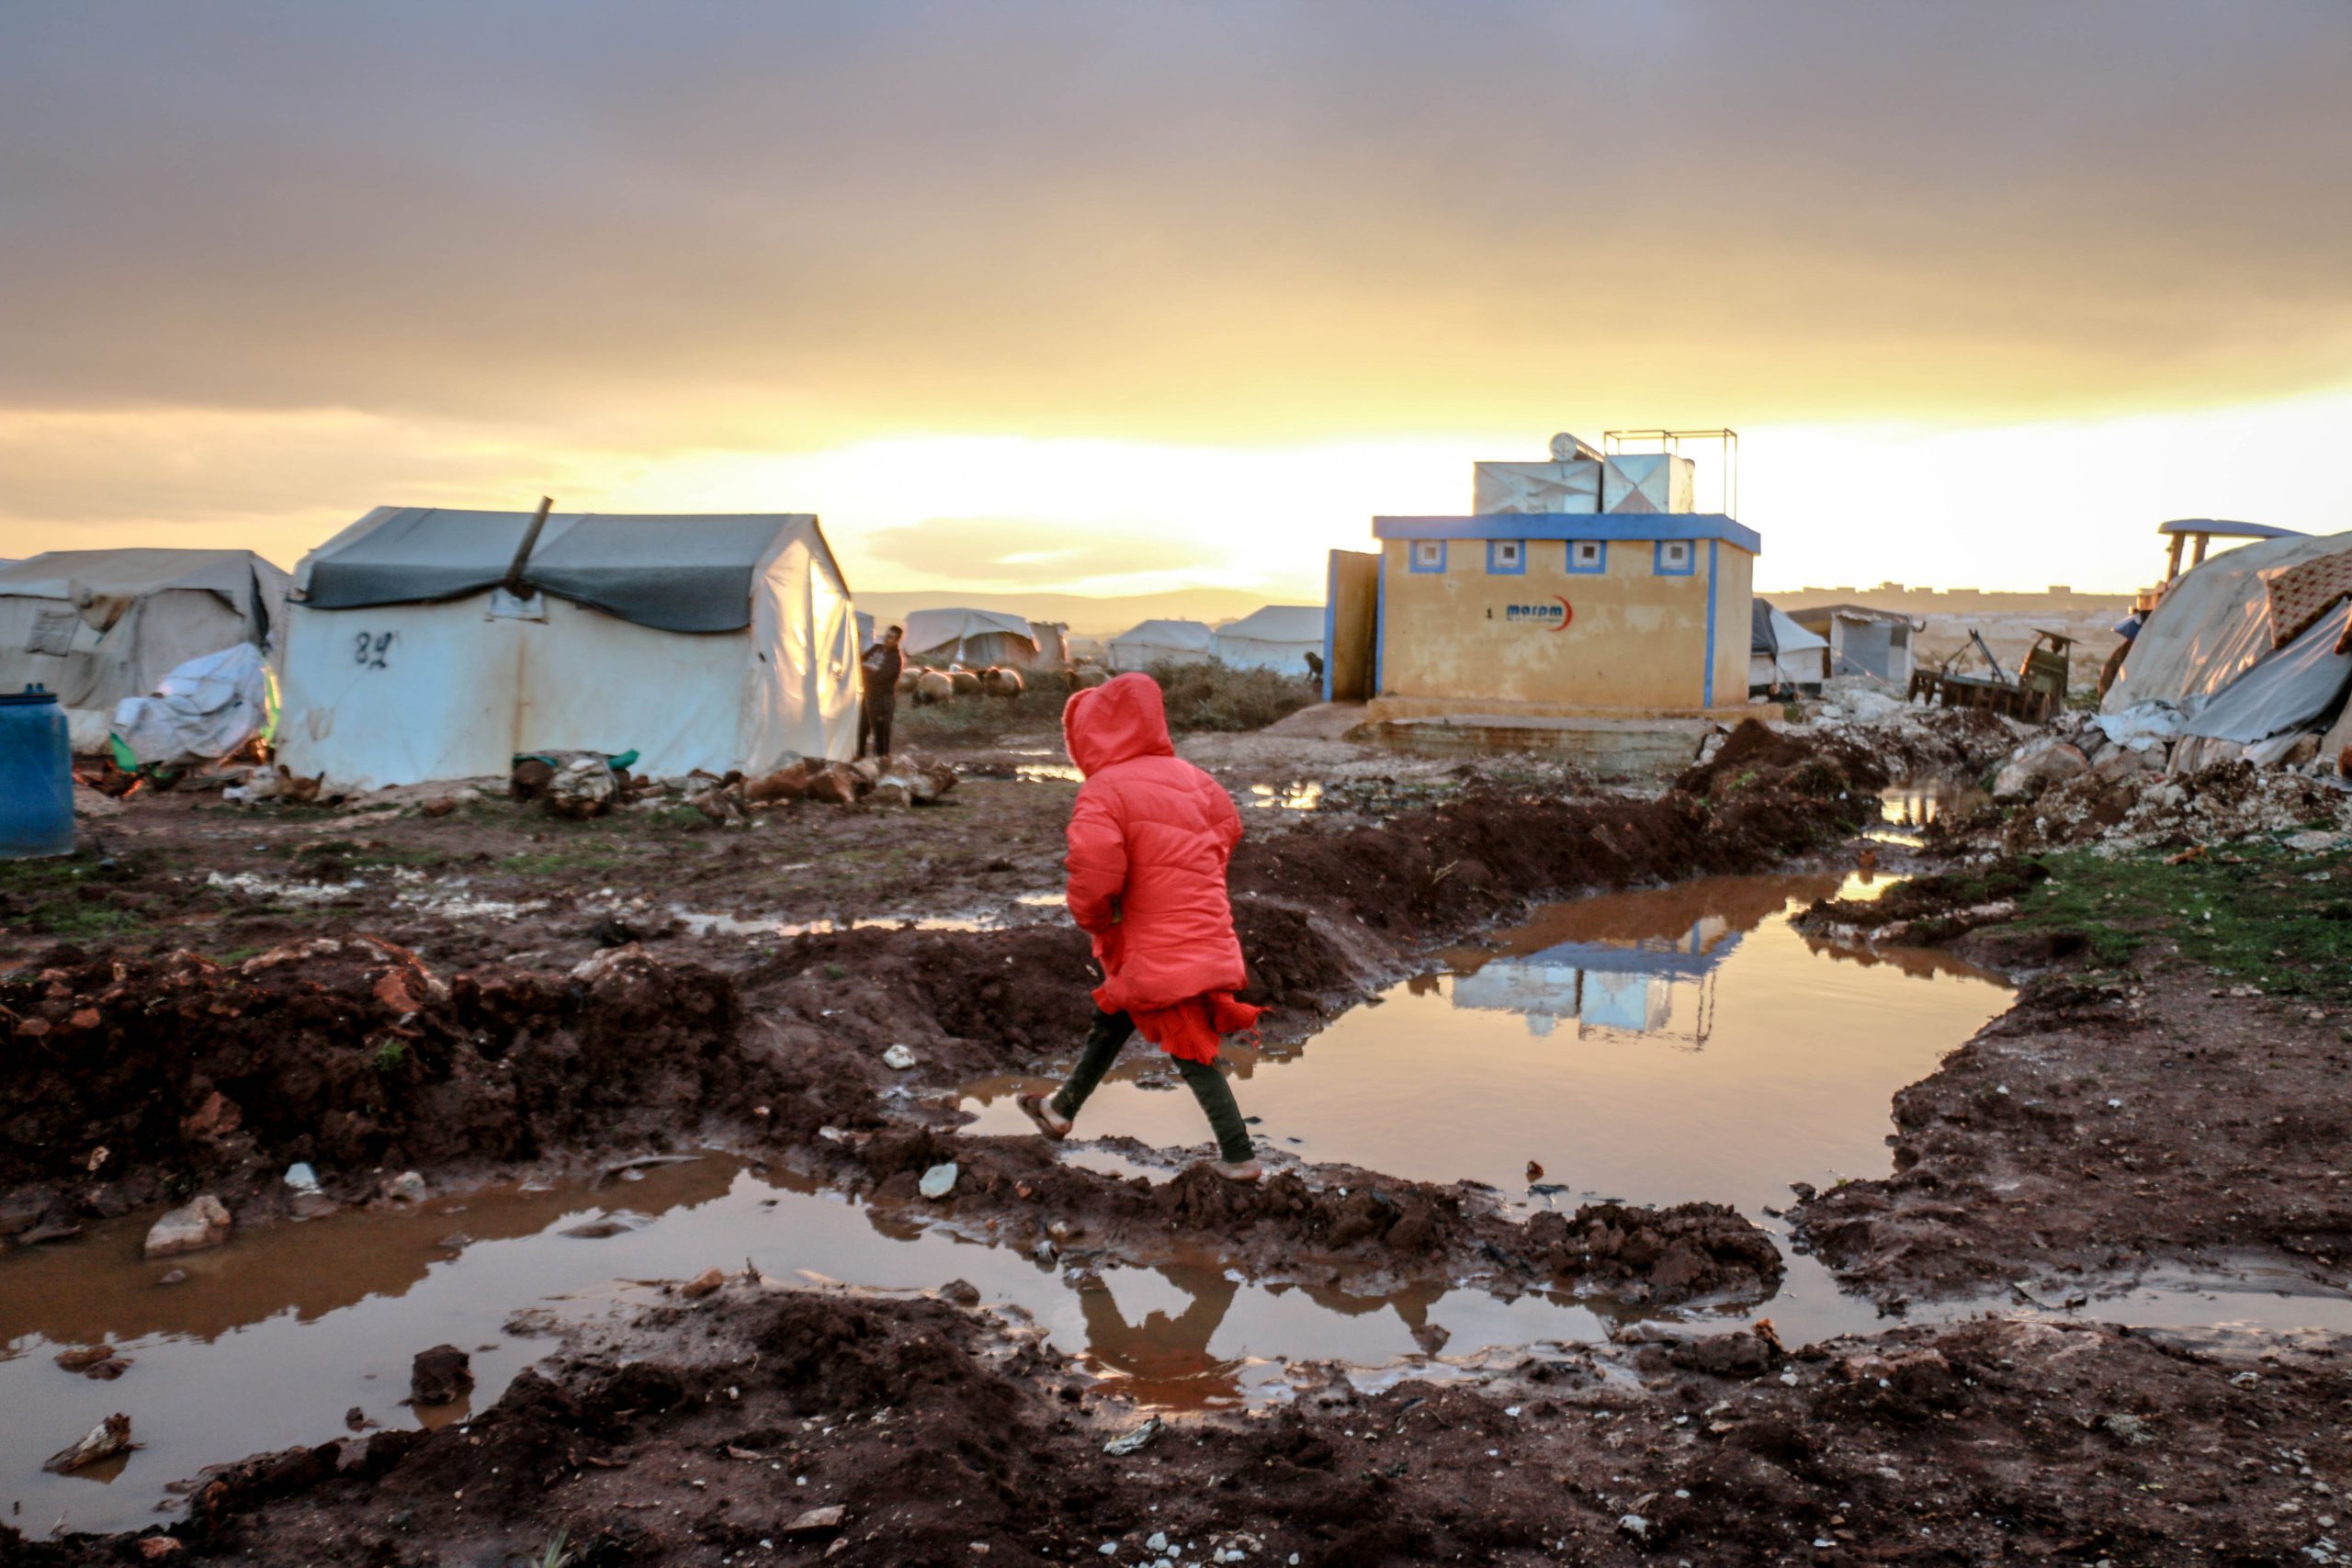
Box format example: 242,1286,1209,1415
1069,665,1111,690
980,666,1025,698
914,670,955,705
948,669,983,697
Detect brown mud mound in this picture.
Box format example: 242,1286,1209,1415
1797,968,2352,1301
0,937,769,1219
32,1290,2352,1567
1527,1201,1786,1305
1796,857,2052,949
822,1124,1781,1302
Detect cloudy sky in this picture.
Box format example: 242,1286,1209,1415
5,1,2348,595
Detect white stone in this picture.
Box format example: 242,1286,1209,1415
143,1194,231,1258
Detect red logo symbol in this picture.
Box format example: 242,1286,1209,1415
1552,596,1574,632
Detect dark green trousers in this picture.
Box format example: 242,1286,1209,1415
1050,1008,1252,1165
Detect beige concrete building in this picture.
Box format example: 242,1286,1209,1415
1333,434,1758,717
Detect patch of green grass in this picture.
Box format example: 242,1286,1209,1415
2011,838,2352,998
369,1035,408,1072
499,847,629,876
0,850,154,940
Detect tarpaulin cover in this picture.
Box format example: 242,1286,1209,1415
1107,618,1214,671
1212,604,1325,673
111,643,277,766
2180,602,2352,746
2105,531,2352,713
299,508,814,633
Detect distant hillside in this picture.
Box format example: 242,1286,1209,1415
851,587,1286,637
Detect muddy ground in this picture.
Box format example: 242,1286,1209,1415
12,1282,2352,1567
16,705,2352,1565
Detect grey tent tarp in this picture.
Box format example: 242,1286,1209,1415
300,508,798,633
2180,602,2352,747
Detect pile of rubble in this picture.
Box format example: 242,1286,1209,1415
1988,716,2352,853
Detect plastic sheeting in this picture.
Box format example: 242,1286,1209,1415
278,524,857,788
1211,604,1324,673
111,644,277,766
299,508,811,633
1748,603,1827,690
2105,530,2352,712
1107,618,1214,671
2179,602,2352,746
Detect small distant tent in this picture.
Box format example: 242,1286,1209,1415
1028,620,1071,666
277,507,858,788
1779,603,1917,683
899,607,1040,668
0,548,292,750
1107,618,1214,671
1747,602,1828,694
1212,605,1325,674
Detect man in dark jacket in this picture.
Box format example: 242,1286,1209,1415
857,625,904,760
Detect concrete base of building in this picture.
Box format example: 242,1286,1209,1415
1353,711,1736,783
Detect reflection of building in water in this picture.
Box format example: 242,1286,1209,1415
1448,912,1736,1045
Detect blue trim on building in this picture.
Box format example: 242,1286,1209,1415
1702,538,1719,708
1406,538,1447,574
1373,513,1762,556
1653,538,1696,577
1320,553,1338,703
1486,538,1528,576
1565,538,1607,575
1374,547,1388,694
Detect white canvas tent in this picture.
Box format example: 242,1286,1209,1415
0,548,291,750
1108,618,1214,671
1748,602,1828,694
1212,605,1324,674
277,507,858,788
899,607,1040,668
2106,531,2352,712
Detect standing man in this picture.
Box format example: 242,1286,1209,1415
858,624,905,761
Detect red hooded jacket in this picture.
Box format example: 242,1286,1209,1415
1062,673,1261,1061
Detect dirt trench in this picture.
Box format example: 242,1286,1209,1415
21,1282,2352,1568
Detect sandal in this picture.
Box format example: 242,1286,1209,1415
1017,1092,1072,1141
1208,1157,1262,1183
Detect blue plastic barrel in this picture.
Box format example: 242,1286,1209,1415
1,683,75,859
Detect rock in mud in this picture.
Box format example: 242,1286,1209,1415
781,1505,847,1540
143,1194,230,1258
410,1345,473,1407
920,1161,960,1200
44,1413,133,1472
680,1268,726,1300
1528,1201,1783,1304
1992,735,2089,801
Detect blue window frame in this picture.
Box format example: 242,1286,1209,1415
1566,538,1608,575
1486,538,1527,575
1408,538,1447,574
1653,537,1696,577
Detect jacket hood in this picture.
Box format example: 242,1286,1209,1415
1064,672,1175,777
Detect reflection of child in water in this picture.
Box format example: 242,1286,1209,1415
1019,673,1263,1179
1076,1268,1241,1395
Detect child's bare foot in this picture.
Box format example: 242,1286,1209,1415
1017,1093,1071,1141
1208,1157,1261,1183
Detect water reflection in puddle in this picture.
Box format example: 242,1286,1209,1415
1872,781,1986,846
0,1157,1601,1532
967,873,2005,1217
1248,782,1324,811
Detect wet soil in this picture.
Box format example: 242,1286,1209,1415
17,1282,2352,1568
1795,964,2352,1304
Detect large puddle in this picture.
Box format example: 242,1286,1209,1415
15,869,2352,1533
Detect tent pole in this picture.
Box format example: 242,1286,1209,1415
503,496,555,598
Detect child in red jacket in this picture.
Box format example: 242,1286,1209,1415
1018,672,1263,1180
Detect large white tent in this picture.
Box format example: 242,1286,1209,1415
277,507,858,788
0,548,291,750
1107,618,1214,671
1211,604,1324,674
